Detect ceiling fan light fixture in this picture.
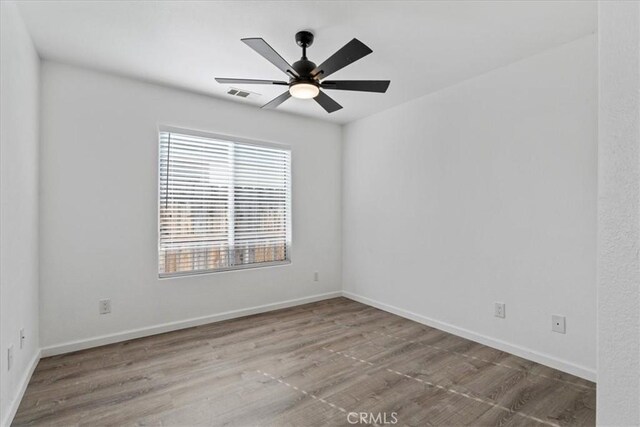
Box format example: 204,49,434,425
289,82,319,99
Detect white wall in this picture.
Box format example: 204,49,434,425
342,35,597,380
39,62,342,351
597,2,640,425
0,1,40,425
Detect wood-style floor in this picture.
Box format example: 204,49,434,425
13,298,595,426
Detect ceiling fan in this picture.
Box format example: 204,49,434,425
215,31,390,113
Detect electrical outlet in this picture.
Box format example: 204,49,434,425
7,345,13,371
494,302,505,318
313,272,319,282
552,315,566,334
99,299,111,315
19,328,25,349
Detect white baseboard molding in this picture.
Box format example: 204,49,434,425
41,291,342,357
342,291,596,382
2,349,41,427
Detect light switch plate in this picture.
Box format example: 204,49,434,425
494,302,505,318
552,315,566,334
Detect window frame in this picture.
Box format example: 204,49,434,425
157,125,292,279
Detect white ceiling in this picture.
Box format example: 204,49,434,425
16,1,596,124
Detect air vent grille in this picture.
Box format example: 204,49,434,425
227,88,256,98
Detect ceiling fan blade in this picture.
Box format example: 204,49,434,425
314,90,343,113
215,78,288,86
321,80,390,93
262,91,291,109
311,39,373,79
241,38,299,78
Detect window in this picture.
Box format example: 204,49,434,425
158,129,291,277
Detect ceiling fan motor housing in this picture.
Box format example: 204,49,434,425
292,59,318,83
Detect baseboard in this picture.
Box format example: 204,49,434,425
342,291,596,382
2,349,41,427
41,291,342,357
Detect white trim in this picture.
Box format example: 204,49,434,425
2,349,41,427
341,291,596,382
40,291,342,357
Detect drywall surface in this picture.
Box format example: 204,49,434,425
342,35,597,378
597,2,640,425
0,1,40,425
39,62,342,349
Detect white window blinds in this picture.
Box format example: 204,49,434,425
159,130,291,277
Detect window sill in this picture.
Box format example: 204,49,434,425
158,260,292,279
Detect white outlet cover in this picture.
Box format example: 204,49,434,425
552,315,566,334
19,328,25,349
99,299,111,314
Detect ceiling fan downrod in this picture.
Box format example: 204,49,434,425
296,30,314,60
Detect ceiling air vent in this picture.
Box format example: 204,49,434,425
227,88,257,98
